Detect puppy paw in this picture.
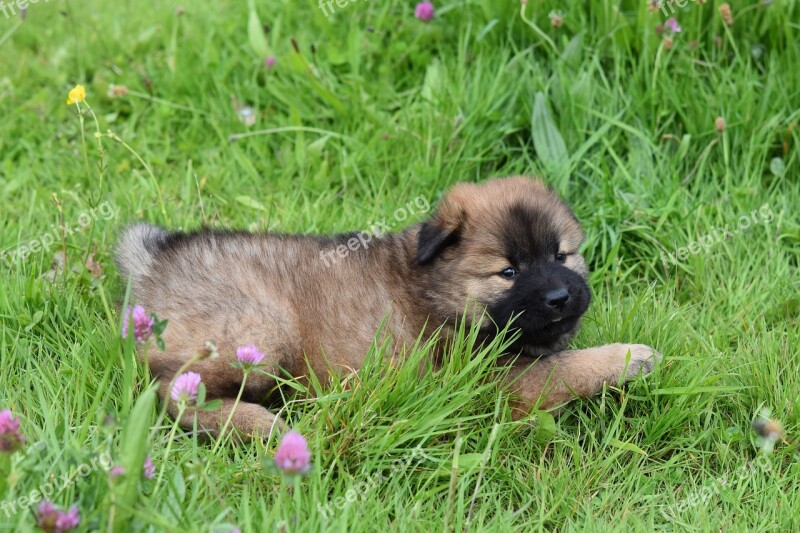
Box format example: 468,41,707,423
613,343,661,381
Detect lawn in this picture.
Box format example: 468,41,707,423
1,0,799,531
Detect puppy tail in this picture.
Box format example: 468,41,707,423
115,223,168,282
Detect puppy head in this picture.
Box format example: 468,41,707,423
414,176,590,354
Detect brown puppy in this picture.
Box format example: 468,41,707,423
115,177,659,436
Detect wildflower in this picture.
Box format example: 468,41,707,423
265,56,277,69
236,344,266,365
143,454,156,479
171,372,202,404
198,340,219,361
715,116,726,133
414,2,434,22
664,17,681,34
36,501,80,533
66,84,86,105
122,305,155,344
663,36,674,50
54,507,80,533
107,84,130,98
752,409,782,453
548,11,563,29
719,3,733,26
0,408,25,453
753,417,782,441
655,24,664,34
274,431,311,474
647,0,661,13
109,465,126,478
236,104,256,127
84,253,102,278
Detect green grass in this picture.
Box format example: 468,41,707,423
1,0,799,531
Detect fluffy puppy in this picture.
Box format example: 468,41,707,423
116,177,659,436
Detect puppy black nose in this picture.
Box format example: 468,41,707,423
545,288,570,310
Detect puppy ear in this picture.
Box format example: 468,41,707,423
416,183,473,265
416,220,460,265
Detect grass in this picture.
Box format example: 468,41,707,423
1,0,799,531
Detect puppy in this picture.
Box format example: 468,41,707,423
116,177,659,436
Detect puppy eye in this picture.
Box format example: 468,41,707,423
555,253,567,263
499,267,518,279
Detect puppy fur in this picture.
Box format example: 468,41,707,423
116,176,659,436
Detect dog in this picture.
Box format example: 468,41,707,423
115,176,659,436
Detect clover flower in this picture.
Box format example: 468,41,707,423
198,340,220,361
122,305,155,344
414,2,434,22
36,501,80,533
664,17,681,34
274,431,311,474
171,372,202,404
0,408,25,453
143,454,156,479
236,344,266,365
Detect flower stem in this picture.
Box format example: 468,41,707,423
75,103,92,185
153,403,186,495
292,475,301,520
211,369,250,456
83,103,107,196
520,3,558,55
106,131,171,225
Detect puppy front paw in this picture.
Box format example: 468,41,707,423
613,343,661,381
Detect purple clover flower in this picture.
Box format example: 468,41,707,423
664,17,681,33
415,2,434,22
36,501,80,533
143,454,156,479
274,431,311,474
171,372,202,404
0,408,25,453
122,305,155,344
236,344,266,365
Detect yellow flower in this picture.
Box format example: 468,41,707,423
67,84,86,105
